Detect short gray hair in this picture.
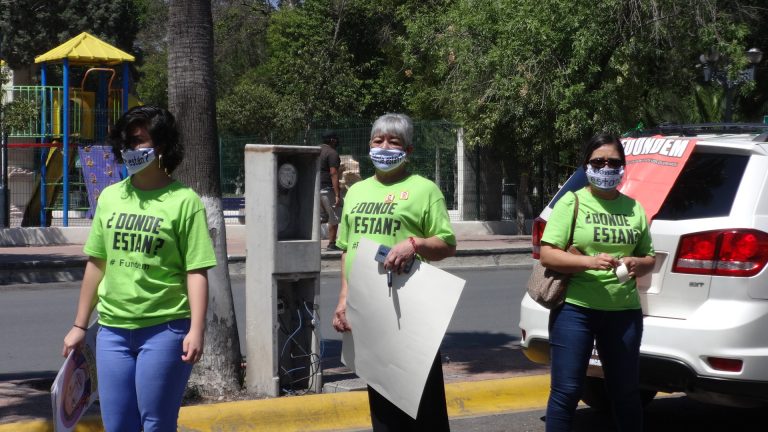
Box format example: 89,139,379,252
370,113,413,148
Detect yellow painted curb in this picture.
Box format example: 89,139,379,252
1,375,550,432
179,390,371,432
0,417,102,432
446,374,550,417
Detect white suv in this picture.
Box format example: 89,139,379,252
519,125,768,409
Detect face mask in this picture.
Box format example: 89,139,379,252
585,165,624,191
121,148,156,175
370,147,407,172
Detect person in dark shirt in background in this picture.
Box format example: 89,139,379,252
319,132,343,251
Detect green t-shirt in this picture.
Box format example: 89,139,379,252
84,178,217,329
541,187,654,311
337,174,456,280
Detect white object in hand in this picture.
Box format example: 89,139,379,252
615,260,630,283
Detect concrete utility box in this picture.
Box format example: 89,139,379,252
244,144,322,397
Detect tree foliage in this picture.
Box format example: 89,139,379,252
0,0,140,69
2,0,767,216
0,66,36,133
265,0,362,136
217,77,303,141
212,0,273,97
134,49,168,107
134,0,169,106
399,0,768,217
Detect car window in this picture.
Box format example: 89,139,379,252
545,169,588,210
654,153,749,220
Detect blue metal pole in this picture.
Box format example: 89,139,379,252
122,62,129,113
62,59,70,227
40,65,47,136
40,64,48,226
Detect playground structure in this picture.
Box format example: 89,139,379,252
3,32,140,227
1,32,492,228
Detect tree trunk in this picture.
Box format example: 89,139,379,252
516,172,533,235
476,146,503,220
167,0,242,396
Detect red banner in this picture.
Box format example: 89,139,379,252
618,137,697,221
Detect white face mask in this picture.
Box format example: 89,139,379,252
586,165,624,191
121,148,156,175
370,147,407,172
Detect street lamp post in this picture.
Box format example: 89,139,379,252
699,47,763,123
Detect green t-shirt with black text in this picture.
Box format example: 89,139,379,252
84,178,217,329
541,187,654,311
337,174,456,280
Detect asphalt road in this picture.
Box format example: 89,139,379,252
3,268,767,430
0,267,528,375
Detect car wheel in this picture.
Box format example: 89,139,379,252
581,377,657,410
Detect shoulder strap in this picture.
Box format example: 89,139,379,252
566,191,579,248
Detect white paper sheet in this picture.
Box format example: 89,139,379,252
51,323,99,432
342,237,465,418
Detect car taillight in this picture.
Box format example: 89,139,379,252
532,218,546,259
706,357,743,373
673,229,768,277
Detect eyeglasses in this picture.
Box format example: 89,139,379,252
589,158,623,169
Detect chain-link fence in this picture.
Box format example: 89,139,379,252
6,115,543,228
5,136,121,228
219,119,492,222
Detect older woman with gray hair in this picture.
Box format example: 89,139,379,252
332,113,457,431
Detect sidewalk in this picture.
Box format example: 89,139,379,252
0,226,535,285
0,226,544,430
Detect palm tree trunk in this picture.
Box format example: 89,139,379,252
168,0,242,396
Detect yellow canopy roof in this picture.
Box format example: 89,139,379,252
35,32,134,65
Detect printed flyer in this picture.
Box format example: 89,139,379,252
51,323,98,432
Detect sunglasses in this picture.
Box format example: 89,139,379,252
589,158,623,169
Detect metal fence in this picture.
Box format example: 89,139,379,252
5,137,117,227
4,116,540,228
219,119,487,222
4,83,124,228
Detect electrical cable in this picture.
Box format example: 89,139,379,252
276,298,326,395
280,308,303,359
303,300,325,358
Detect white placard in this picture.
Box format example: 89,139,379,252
342,237,465,418
51,323,98,432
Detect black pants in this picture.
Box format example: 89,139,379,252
367,352,450,432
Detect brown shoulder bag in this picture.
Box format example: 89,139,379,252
526,192,580,309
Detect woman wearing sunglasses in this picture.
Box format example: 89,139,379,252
539,133,656,432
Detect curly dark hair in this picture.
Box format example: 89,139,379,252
108,105,183,173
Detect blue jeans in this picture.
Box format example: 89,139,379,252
546,303,643,432
96,319,193,432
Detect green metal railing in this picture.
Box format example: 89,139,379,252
6,85,119,139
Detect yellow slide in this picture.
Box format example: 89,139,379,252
21,145,74,227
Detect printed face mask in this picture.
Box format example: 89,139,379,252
121,148,156,175
370,147,407,172
585,165,624,191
